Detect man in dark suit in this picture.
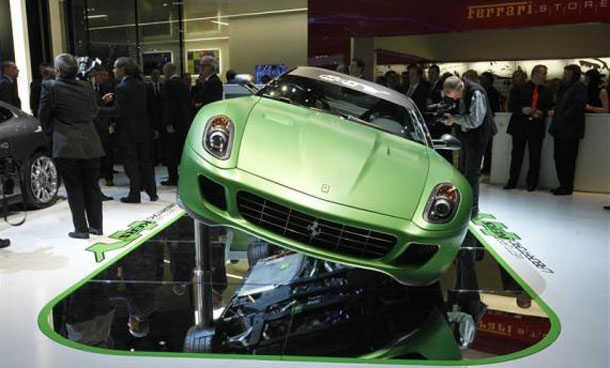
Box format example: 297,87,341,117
162,62,192,186
404,63,430,115
146,68,164,165
480,72,502,174
30,63,54,117
91,69,116,190
425,65,452,163
505,65,552,191
192,56,223,113
225,69,237,84
0,61,21,108
427,64,443,105
549,64,588,196
38,53,105,239
100,57,157,203
481,72,501,114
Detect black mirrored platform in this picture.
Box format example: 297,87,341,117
48,215,553,362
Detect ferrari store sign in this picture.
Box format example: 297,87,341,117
463,0,608,28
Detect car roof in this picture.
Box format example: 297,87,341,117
288,66,416,108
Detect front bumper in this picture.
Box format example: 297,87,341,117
179,144,467,285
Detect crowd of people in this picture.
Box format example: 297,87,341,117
0,54,229,241
364,59,609,201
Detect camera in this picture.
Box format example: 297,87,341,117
76,56,103,81
424,98,456,126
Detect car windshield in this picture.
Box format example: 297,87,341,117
257,72,428,145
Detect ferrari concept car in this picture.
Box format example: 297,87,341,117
178,66,472,285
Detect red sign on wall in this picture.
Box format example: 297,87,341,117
462,0,609,29
308,0,609,67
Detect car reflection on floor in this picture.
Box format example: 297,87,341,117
49,215,551,361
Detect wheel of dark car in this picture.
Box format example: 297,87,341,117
247,242,276,266
22,152,59,209
183,326,215,353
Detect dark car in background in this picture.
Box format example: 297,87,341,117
0,101,59,209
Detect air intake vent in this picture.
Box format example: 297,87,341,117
395,243,439,266
199,175,227,211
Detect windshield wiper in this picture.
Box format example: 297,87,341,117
334,112,374,127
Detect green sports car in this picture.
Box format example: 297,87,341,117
178,66,472,285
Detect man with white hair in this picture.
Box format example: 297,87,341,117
192,55,223,113
39,53,105,238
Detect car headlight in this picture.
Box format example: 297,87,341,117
424,184,460,224
202,115,234,160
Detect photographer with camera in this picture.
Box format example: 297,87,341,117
38,53,105,239
442,76,497,218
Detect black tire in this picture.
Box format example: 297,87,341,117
22,151,59,209
247,242,276,266
183,326,215,353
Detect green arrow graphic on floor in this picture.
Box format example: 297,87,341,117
86,220,157,262
473,213,521,241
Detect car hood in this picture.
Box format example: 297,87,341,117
236,99,430,220
0,116,41,140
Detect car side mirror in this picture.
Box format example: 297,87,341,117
236,74,259,94
432,134,462,151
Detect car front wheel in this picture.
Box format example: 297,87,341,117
23,152,59,209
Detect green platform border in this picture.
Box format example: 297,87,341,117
38,214,561,366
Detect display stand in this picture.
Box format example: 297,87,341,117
183,220,216,352
193,220,214,327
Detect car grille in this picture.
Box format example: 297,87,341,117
236,191,397,259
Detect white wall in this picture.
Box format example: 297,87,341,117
48,0,66,58
228,12,307,77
